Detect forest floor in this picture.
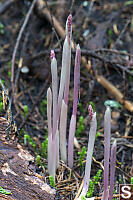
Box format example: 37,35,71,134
0,0,133,199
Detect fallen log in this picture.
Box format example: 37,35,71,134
0,117,55,200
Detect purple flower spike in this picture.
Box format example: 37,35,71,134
50,50,55,60
88,105,94,121
66,14,72,45
67,14,72,34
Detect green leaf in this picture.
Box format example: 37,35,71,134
24,134,36,150
36,155,42,166
40,98,47,117
0,186,11,195
49,176,55,187
95,131,101,139
23,105,28,118
104,100,122,109
0,102,3,112
89,101,95,112
0,22,5,35
131,177,133,184
41,136,48,158
78,146,87,168
124,0,133,6
81,195,86,200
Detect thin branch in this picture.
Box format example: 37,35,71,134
94,48,133,57
80,49,133,76
14,29,30,93
113,19,131,48
25,48,133,76
11,0,37,98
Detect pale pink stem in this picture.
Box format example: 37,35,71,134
73,44,81,116
103,106,111,200
109,140,117,200
55,129,59,169
47,87,56,178
57,37,69,121
79,108,97,198
59,15,72,164
68,45,81,168
50,50,59,174
48,135,56,180
64,14,72,105
66,14,72,45
50,50,58,139
47,87,52,137
63,47,71,105
59,100,67,162
68,114,76,168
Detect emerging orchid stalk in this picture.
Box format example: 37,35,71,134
103,106,111,200
79,105,97,198
47,51,58,180
109,140,117,200
102,107,117,200
68,44,81,168
59,14,72,162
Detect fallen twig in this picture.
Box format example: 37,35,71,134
14,29,30,93
94,48,133,57
81,49,133,76
11,0,37,104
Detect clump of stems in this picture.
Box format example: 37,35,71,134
47,16,117,196
47,14,73,179
47,19,117,197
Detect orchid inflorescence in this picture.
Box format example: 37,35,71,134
88,105,94,121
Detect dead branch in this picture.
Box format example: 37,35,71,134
11,0,37,103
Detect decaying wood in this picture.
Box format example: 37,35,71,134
0,117,55,200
